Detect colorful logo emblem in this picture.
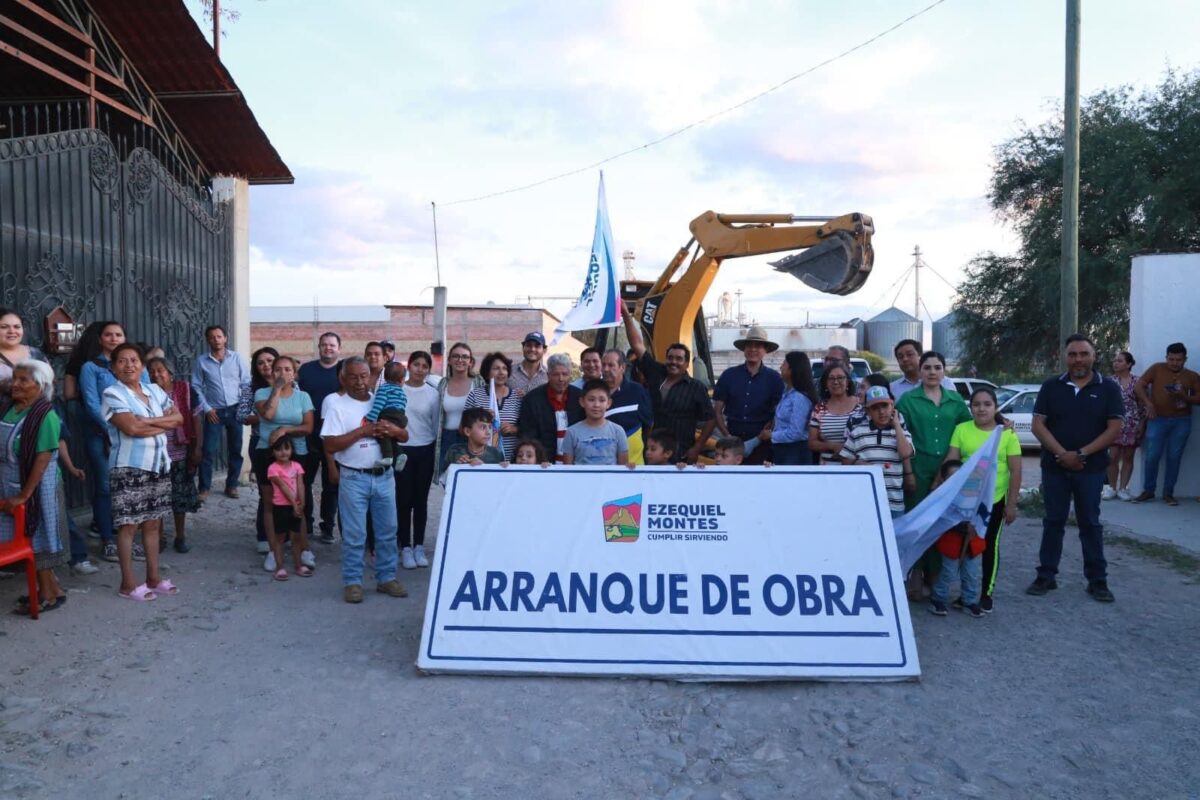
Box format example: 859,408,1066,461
602,494,641,543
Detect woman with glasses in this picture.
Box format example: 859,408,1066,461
434,343,483,471
808,363,861,465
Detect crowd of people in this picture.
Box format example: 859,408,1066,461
0,300,1195,614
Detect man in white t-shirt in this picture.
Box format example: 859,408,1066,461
322,357,410,604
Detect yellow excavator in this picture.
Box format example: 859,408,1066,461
579,210,875,385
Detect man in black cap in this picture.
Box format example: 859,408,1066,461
380,340,400,364
510,331,548,394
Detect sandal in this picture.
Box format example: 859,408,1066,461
148,579,179,596
13,595,67,612
295,565,313,578
119,583,157,602
273,568,289,582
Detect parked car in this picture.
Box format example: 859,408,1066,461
950,377,998,401
996,384,1043,449
811,357,872,383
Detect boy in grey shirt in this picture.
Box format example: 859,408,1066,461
562,380,630,466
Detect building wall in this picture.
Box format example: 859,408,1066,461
1129,254,1200,496
252,305,585,367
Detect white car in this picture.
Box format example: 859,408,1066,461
997,384,1043,449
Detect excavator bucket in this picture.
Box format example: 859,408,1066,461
769,231,873,295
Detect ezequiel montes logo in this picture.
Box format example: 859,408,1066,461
602,494,641,542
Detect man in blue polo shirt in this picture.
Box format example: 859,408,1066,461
1027,334,1123,602
713,326,784,465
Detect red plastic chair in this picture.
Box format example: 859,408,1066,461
0,505,38,620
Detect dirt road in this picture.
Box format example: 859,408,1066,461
1,480,1196,799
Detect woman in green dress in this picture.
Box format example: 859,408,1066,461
896,350,972,506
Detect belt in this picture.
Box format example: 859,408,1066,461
338,464,390,476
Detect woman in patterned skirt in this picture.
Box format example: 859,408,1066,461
0,360,68,614
101,343,182,601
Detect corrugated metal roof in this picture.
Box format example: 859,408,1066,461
867,306,920,323
86,0,292,184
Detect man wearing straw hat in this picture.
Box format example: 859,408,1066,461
713,326,785,465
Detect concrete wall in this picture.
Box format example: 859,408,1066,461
1129,254,1200,496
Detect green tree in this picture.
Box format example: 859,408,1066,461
954,70,1200,373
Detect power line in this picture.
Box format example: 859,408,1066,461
441,0,951,207
870,264,914,310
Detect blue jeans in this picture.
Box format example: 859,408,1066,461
1038,468,1106,582
1141,416,1192,496
199,406,244,493
83,428,113,544
338,467,398,586
933,553,982,605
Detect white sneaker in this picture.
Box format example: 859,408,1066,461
263,552,277,572
401,546,417,570
413,545,429,568
256,540,269,555
70,560,100,576
1101,486,1117,501
1117,488,1133,501
300,550,316,569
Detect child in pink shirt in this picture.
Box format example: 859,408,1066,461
266,437,311,580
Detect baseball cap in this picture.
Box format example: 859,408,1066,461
522,331,547,346
864,386,893,407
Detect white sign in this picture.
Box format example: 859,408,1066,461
418,465,920,681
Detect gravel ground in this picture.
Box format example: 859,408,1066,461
1,475,1197,800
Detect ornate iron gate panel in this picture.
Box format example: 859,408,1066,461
0,127,233,505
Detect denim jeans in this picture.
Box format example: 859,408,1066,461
1141,416,1192,496
338,467,398,586
1038,468,1106,582
199,405,244,493
83,428,113,544
932,553,982,605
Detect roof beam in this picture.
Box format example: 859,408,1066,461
156,90,243,100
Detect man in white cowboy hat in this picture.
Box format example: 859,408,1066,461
713,325,785,465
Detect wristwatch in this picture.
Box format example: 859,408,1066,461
1076,449,1087,462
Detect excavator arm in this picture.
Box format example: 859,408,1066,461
633,211,874,363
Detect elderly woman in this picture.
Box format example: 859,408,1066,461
1,360,68,614
0,309,49,400
464,352,523,460
147,356,202,554
395,350,441,570
102,343,182,601
254,355,315,573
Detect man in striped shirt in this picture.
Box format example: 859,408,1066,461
840,386,915,517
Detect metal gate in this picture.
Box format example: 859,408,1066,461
0,121,233,504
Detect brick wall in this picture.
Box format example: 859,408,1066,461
251,306,585,367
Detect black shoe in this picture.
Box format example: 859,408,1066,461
1026,577,1057,596
174,538,190,554
928,599,948,616
1132,491,1155,503
318,531,336,545
966,604,984,618
980,596,994,613
950,597,965,611
1087,581,1115,602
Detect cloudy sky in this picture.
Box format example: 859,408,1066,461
188,0,1200,329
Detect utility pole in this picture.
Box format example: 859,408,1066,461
1060,0,1081,363
212,0,220,58
912,245,922,320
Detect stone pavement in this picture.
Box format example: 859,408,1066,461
0,473,1196,799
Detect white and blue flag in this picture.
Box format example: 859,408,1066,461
552,172,621,345
893,428,1001,573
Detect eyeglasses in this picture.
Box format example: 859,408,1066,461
828,376,847,383
450,354,471,360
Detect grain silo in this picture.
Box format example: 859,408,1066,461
932,311,966,364
865,307,922,359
